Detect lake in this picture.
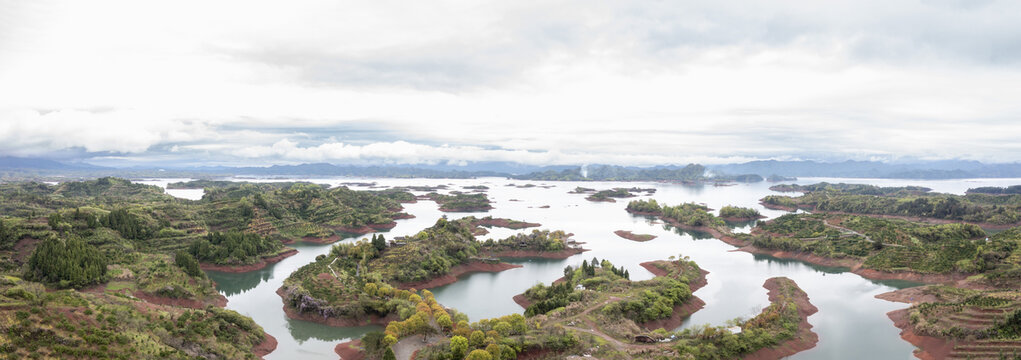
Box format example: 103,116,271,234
145,176,1021,359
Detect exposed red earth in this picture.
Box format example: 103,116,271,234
614,230,657,242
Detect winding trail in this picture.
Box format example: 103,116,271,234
821,218,905,247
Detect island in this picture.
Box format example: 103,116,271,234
760,182,1021,227
344,255,819,360
0,178,280,358
426,192,494,212
614,230,657,242
277,217,587,327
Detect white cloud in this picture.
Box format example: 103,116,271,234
2,0,1021,165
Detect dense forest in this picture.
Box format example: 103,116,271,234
761,183,1021,225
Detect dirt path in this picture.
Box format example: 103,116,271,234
393,334,438,360
821,218,905,247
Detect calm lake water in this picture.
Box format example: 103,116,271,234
142,176,1021,360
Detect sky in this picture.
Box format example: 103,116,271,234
1,0,1021,168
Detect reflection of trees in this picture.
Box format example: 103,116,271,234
208,268,274,297
723,219,757,229
666,225,716,240
287,320,380,343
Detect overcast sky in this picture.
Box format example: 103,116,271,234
2,0,1020,167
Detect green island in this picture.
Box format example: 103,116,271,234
0,275,272,359
760,182,1021,226
426,192,494,212
0,177,425,358
339,255,819,360
583,188,636,202
717,205,764,221
278,217,587,327
627,184,1021,359
626,197,1018,281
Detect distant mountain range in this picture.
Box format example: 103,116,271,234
2,156,1021,181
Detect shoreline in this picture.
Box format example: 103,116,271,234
741,277,819,360
334,339,365,360
473,217,541,229
253,332,278,359
396,261,523,289
483,247,589,260
614,230,657,242
275,287,399,327
661,219,970,285
887,308,953,360
439,205,494,212
199,248,298,273
638,262,710,331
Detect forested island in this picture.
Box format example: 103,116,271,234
343,254,819,360
426,192,494,212
626,183,1021,359
0,177,427,358
278,217,587,327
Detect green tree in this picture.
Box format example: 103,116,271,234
450,335,469,359
466,349,493,360
25,236,108,288
383,347,396,360
174,250,203,277
372,234,387,252
469,330,486,348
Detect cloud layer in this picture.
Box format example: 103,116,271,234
2,0,1021,166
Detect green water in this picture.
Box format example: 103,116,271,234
195,177,1021,359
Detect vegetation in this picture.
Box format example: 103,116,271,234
480,229,573,253
0,177,421,359
0,275,268,359
427,192,493,212
671,277,810,359
761,182,1021,225
718,206,762,219
188,231,284,266
625,198,662,214
968,185,1021,195
24,236,108,289
751,213,994,273
584,188,635,202
280,217,580,324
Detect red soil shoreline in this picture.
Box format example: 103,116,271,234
396,261,524,289
482,247,589,260
199,248,299,273
887,308,953,360
335,339,365,360
661,218,969,285
473,218,541,229
614,230,657,242
638,262,710,331
301,234,342,244
741,278,819,360
253,332,278,359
